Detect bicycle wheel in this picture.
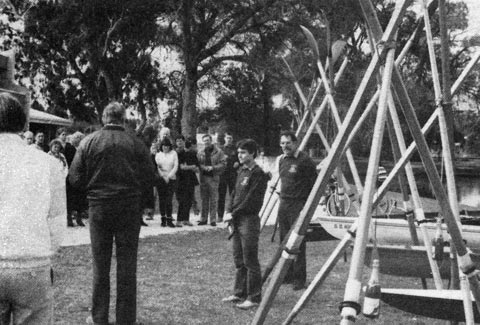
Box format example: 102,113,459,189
327,192,351,216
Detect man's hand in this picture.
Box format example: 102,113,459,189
233,162,240,169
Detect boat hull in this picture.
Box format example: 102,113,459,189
316,212,480,251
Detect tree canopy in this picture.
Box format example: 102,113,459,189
1,0,480,156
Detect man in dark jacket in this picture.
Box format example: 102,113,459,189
197,133,226,226
222,139,269,310
68,102,155,325
217,132,239,222
277,130,316,291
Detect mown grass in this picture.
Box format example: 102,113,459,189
53,226,446,324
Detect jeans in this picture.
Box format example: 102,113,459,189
200,176,219,223
217,173,236,221
0,266,53,325
232,214,262,302
156,179,175,218
89,200,141,325
176,183,195,222
278,198,307,286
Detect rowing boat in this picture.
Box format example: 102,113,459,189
315,209,480,251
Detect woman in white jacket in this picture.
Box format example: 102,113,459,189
155,138,179,227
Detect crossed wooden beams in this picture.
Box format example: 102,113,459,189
252,0,480,324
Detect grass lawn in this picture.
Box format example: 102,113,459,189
53,226,447,324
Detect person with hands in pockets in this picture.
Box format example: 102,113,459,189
222,139,269,310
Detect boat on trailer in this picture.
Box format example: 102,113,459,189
314,207,480,252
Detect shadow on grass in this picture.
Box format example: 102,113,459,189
53,226,446,324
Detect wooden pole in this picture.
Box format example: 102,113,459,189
436,0,471,321
281,51,479,325
390,46,480,322
339,30,397,325
386,92,444,289
364,26,426,290
363,0,480,293
260,56,350,230
250,2,409,323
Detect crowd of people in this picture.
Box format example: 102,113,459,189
1,94,317,324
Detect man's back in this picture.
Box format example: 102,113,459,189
69,125,154,203
0,133,65,266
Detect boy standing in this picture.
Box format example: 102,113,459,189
222,139,269,310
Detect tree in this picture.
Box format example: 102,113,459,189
213,65,292,153
18,0,168,122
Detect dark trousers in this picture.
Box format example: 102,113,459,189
89,200,141,325
218,173,235,220
156,179,175,218
177,183,195,222
278,198,307,286
142,185,155,211
232,214,262,303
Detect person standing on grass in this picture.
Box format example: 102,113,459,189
197,133,226,227
277,130,316,291
0,93,66,324
155,137,179,228
176,135,200,226
68,101,154,325
188,137,201,217
222,139,269,310
218,132,239,223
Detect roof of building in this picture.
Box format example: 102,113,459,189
29,109,71,126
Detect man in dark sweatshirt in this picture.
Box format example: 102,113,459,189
277,130,316,291
222,139,269,310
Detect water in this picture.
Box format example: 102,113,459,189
258,156,480,209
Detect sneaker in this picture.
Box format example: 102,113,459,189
183,221,193,226
175,221,183,227
236,300,259,310
198,221,207,226
222,295,242,303
210,222,217,227
85,316,114,325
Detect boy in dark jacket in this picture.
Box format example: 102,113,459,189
222,139,269,310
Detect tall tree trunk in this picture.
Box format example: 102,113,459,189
181,70,198,138
261,76,271,152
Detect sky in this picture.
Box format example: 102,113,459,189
459,0,480,38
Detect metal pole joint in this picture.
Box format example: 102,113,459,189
376,40,397,62
338,300,361,315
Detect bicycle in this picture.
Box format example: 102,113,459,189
323,176,395,217
324,178,352,217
